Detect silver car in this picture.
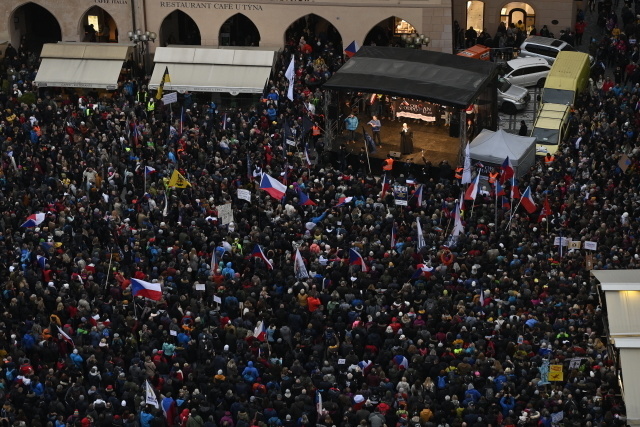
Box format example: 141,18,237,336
498,78,530,115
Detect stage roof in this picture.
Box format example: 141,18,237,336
323,46,498,108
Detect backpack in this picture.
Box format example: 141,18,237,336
437,376,447,389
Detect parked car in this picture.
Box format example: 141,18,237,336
498,78,530,114
500,57,551,88
518,36,592,65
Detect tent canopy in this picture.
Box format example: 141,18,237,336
323,46,498,108
469,129,536,177
148,47,277,94
35,43,132,90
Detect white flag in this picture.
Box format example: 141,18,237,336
145,380,159,408
462,143,472,184
294,248,309,279
416,218,426,251
285,57,295,101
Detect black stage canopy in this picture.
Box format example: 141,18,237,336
323,46,498,109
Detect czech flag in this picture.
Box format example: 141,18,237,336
145,166,156,175
344,40,360,58
349,248,369,272
405,178,417,185
415,184,424,207
253,320,266,342
464,174,480,201
57,326,75,347
260,173,287,200
21,213,45,228
511,177,521,199
335,196,353,207
500,156,515,183
412,263,434,279
381,174,390,198
131,278,163,301
538,196,552,223
520,186,537,214
501,196,511,210
251,244,273,270
494,180,505,197
297,188,317,206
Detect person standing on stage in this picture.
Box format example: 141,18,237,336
344,113,359,143
400,123,413,154
367,116,382,146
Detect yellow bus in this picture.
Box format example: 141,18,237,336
541,51,591,106
531,52,589,155
532,103,572,156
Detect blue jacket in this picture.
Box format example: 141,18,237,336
345,116,359,131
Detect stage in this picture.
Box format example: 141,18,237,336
335,115,462,167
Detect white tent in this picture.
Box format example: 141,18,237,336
469,129,536,178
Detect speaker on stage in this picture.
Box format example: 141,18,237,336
450,114,460,137
328,105,339,120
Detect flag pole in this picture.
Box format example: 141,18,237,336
495,184,498,230
104,252,113,289
144,167,147,194
361,126,372,175
507,197,524,229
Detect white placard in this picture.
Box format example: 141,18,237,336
553,237,571,247
584,241,597,251
170,330,177,336
195,283,205,291
237,189,252,202
286,138,296,146
338,359,346,365
217,203,234,226
162,92,178,104
213,295,222,304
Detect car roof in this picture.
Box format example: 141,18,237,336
522,36,566,48
507,57,550,68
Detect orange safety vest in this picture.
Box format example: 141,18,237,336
544,155,555,164
383,158,395,171
454,167,463,180
312,125,321,136
488,172,499,184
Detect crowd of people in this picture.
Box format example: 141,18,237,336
0,10,634,427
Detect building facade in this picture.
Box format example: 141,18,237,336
1,0,579,56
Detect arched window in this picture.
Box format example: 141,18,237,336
159,10,201,46
467,1,485,38
364,17,420,48
500,2,536,34
284,14,342,50
10,2,61,52
80,6,118,43
219,14,260,46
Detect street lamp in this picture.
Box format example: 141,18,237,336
128,29,157,78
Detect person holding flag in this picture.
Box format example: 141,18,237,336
155,66,171,100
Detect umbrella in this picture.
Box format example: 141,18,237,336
20,213,45,228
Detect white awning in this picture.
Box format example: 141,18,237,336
148,47,277,94
35,43,132,90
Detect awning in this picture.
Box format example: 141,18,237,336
148,47,277,94
35,43,132,90
323,46,498,109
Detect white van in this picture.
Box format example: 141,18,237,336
519,36,578,64
501,57,551,88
